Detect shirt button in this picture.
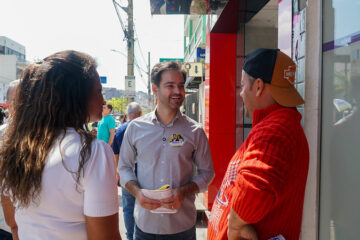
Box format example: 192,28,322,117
162,137,166,141
160,179,164,182
161,161,165,164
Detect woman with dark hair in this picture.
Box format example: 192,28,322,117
0,50,121,240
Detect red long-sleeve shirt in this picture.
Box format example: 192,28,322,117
207,104,309,240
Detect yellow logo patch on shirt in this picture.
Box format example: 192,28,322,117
169,134,184,148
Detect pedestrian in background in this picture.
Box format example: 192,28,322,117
0,50,121,240
112,102,142,240
207,48,309,240
119,61,214,240
97,103,116,146
0,108,5,126
3,109,9,124
119,114,126,125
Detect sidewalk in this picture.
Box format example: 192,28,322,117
117,187,208,239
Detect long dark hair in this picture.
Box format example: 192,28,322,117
0,50,98,207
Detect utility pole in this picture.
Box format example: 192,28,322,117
147,52,151,108
127,0,134,78
125,0,135,103
112,0,136,103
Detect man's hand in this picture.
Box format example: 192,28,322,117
160,188,184,210
227,208,258,240
135,191,162,210
160,182,199,210
125,180,161,210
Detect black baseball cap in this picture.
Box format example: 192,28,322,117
243,48,304,107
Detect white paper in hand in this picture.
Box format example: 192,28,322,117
141,188,177,214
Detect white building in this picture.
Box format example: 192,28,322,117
0,36,26,104
183,15,207,124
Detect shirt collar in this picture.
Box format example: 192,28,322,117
150,110,157,123
252,103,293,127
151,108,182,127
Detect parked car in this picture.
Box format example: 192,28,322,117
115,120,121,129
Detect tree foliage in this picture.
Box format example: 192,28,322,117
107,97,127,114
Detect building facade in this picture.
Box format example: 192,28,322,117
0,36,26,104
153,0,360,238
202,0,360,239
183,15,206,124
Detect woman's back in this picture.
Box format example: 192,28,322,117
15,129,118,240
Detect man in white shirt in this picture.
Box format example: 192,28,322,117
119,61,214,239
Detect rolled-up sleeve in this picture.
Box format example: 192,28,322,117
192,128,215,192
118,123,137,186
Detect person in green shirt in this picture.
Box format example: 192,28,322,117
97,103,116,145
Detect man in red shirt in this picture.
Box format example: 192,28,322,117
207,48,309,240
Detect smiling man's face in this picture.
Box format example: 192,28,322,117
153,69,185,111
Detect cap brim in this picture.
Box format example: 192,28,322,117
266,84,305,107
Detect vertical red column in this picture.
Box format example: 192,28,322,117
203,26,211,209
202,0,243,210
203,32,237,210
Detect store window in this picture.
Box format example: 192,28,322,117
320,0,360,239
236,0,278,148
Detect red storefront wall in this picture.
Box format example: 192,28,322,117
203,0,288,211
203,0,242,210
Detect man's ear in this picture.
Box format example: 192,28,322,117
254,78,265,97
152,83,158,97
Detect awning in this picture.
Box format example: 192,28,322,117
185,76,203,89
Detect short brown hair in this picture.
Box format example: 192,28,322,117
151,61,186,86
106,103,113,111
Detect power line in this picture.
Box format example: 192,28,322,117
134,56,147,73
112,1,147,73
131,29,148,73
134,26,147,68
112,0,128,40
135,67,148,90
134,41,147,71
112,0,152,103
134,57,148,87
